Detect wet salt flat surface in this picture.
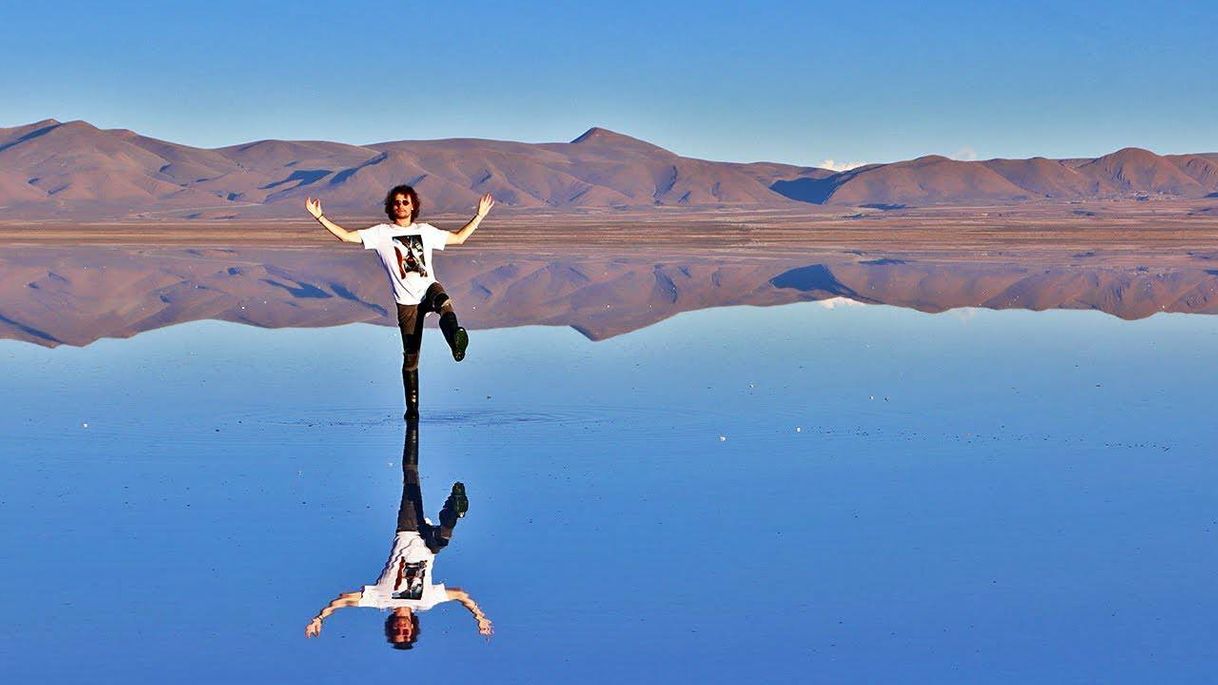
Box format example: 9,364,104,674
3,296,1218,682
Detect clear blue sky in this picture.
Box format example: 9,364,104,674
3,0,1214,166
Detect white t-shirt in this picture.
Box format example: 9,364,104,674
357,531,451,611
358,223,448,306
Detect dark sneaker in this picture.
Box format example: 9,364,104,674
451,327,469,362
450,482,469,518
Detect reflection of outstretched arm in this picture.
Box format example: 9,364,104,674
446,586,493,636
305,591,362,638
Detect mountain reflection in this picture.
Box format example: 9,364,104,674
305,420,491,648
4,246,1218,347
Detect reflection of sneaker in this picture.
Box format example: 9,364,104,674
450,482,469,518
451,328,468,362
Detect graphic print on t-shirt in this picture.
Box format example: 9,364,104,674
392,559,428,601
392,235,429,279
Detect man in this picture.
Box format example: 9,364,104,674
306,187,494,420
305,420,493,648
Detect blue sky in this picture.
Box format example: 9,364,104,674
3,0,1214,166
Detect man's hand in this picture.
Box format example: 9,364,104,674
477,618,494,637
306,200,361,243
476,193,495,218
305,617,323,638
446,194,494,246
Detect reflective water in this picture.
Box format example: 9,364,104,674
2,250,1218,682
5,246,1218,347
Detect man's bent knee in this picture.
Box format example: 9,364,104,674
423,283,450,310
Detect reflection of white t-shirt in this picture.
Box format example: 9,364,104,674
358,223,448,306
357,531,451,611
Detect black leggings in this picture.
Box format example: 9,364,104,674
396,421,463,553
397,282,455,371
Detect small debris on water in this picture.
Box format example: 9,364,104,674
719,435,727,442
81,423,88,429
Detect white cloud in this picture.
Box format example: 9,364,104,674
817,159,869,172
951,146,978,161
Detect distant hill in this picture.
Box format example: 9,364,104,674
1,118,1216,220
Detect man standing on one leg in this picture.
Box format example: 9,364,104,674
306,187,494,420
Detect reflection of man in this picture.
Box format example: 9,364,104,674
305,421,492,648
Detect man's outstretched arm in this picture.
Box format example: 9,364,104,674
305,590,362,637
446,586,493,636
306,197,363,244
445,193,495,246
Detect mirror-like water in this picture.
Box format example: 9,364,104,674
4,246,1218,347
2,249,1217,682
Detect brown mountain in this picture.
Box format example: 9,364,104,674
825,155,1032,205
0,120,826,220
1167,154,1218,188
1072,147,1207,195
981,157,1101,198
3,247,1218,348
0,118,1216,220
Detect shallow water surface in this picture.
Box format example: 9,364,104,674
2,252,1218,682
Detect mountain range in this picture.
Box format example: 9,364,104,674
1,118,1217,221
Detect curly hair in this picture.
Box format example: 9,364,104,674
384,185,422,223
385,612,421,650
